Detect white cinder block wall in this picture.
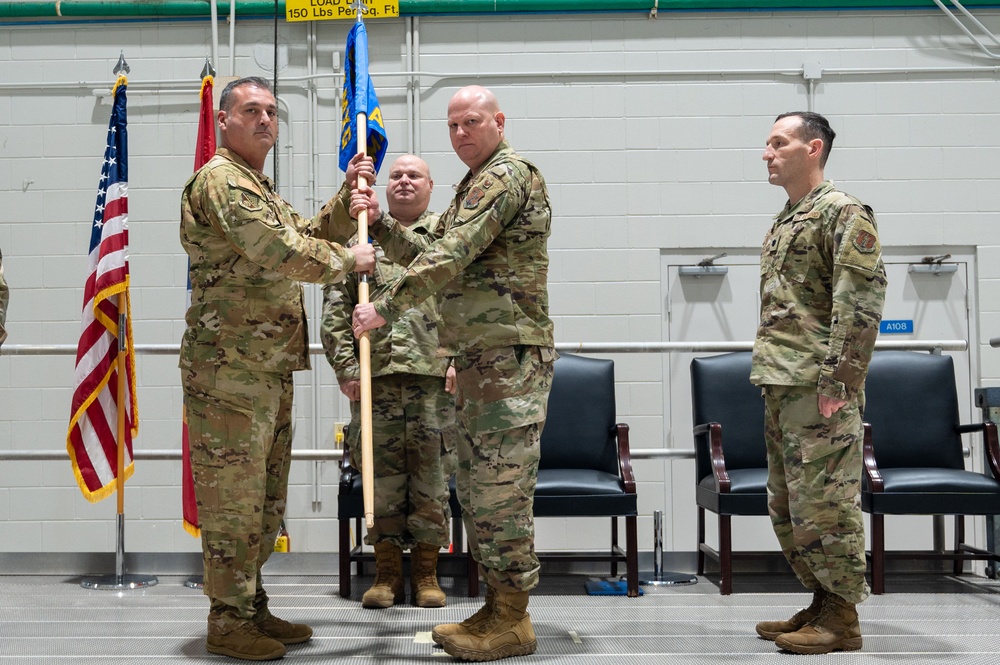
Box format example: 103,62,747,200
1,9,998,560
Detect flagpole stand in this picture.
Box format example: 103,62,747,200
640,510,697,587
81,501,158,590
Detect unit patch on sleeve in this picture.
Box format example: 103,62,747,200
852,229,878,254
464,187,486,209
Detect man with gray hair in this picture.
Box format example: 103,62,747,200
180,76,374,661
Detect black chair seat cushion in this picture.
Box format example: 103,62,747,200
533,469,635,516
696,468,769,515
863,467,1000,515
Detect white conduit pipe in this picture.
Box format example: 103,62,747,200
933,0,1000,60
5,62,1000,95
210,0,219,75
229,0,236,75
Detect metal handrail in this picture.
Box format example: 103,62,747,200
0,447,694,462
0,338,969,464
0,339,970,356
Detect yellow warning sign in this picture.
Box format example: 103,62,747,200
285,0,399,22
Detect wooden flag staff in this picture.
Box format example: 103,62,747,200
353,11,376,531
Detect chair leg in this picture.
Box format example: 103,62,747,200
697,507,706,576
871,514,885,595
610,516,620,578
720,514,732,595
625,514,639,598
338,516,351,599
955,515,965,576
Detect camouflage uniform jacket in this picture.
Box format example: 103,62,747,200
750,181,887,401
320,210,451,381
0,247,7,346
368,140,554,355
180,148,357,373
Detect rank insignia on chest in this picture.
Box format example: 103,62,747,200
464,187,486,209
852,229,878,253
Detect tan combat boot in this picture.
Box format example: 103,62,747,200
254,606,313,645
775,593,863,654
432,585,496,645
411,543,447,608
362,540,406,608
207,608,286,661
755,588,827,640
442,589,537,662
252,587,313,645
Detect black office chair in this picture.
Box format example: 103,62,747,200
533,353,640,597
338,353,639,598
862,350,1000,594
691,352,770,595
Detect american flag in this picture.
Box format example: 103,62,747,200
67,75,139,502
181,74,216,537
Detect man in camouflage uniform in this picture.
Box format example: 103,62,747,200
351,85,554,662
179,76,375,661
321,154,458,610
751,112,887,655
0,247,7,347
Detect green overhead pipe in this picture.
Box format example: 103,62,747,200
1,0,999,20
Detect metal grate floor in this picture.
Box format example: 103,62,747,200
1,571,999,663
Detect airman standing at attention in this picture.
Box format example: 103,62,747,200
752,111,887,655
180,75,375,662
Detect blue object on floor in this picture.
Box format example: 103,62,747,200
584,578,644,596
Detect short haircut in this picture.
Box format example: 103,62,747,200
776,111,836,167
219,76,273,112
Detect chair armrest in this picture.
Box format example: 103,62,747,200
980,422,1000,481
702,422,731,493
954,422,1000,481
614,423,636,494
339,447,356,491
862,422,884,492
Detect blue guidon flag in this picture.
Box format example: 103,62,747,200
339,21,388,173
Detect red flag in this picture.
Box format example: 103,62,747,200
182,75,216,537
67,75,139,501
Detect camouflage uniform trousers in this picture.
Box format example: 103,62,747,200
182,365,294,621
452,345,556,593
346,372,457,550
763,384,870,605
